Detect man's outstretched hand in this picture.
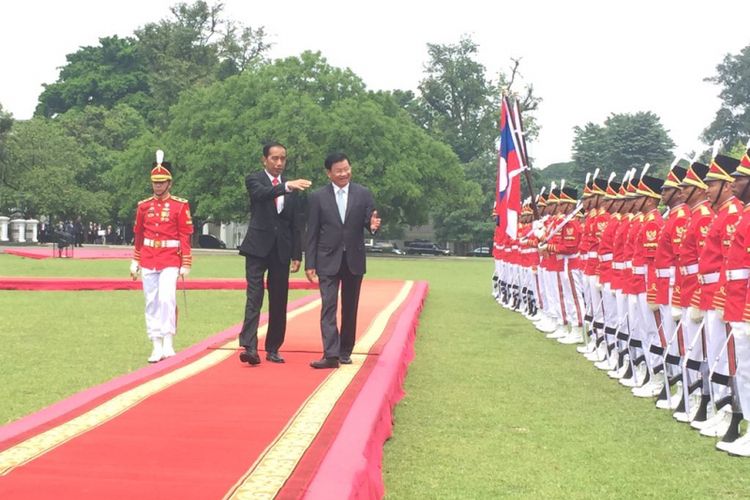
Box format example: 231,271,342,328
287,179,312,191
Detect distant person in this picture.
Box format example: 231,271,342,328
237,142,311,365
73,216,84,247
305,152,381,368
130,150,193,363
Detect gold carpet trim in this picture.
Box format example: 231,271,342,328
226,280,413,499
0,299,321,477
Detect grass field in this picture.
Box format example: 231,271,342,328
2,251,750,498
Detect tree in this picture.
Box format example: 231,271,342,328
35,1,270,127
407,37,542,244
1,118,109,220
36,35,150,118
572,111,675,183
162,52,469,235
413,36,498,164
0,103,14,195
704,44,750,147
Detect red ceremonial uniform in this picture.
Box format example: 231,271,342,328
678,200,714,308
700,197,742,310
625,212,645,294
598,212,620,285
639,208,664,302
611,213,633,290
133,194,194,270
653,203,688,305
724,205,750,322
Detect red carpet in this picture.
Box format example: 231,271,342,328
0,279,428,499
0,277,316,291
3,246,133,259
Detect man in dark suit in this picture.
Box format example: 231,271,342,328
237,142,311,365
305,152,381,368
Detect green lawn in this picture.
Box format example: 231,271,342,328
1,252,749,498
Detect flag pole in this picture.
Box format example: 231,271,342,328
506,92,539,219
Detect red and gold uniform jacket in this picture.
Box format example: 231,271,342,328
611,213,633,291
700,197,742,310
722,205,750,321
547,215,581,272
678,200,714,308
584,208,608,276
653,204,689,306
133,194,193,270
638,208,664,302
598,212,621,285
625,212,644,294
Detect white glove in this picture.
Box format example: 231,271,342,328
538,243,548,251
671,306,683,321
688,306,704,323
593,276,602,290
179,266,190,277
648,302,659,312
129,259,140,276
532,220,546,239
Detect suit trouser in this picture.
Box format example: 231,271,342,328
318,254,363,359
239,246,290,353
142,266,179,340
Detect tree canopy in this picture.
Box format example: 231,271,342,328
704,44,750,148
161,52,468,236
571,111,675,183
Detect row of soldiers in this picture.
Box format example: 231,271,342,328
492,142,750,456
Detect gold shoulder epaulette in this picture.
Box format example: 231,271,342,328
675,207,686,217
728,203,739,215
646,212,656,221
699,205,712,216
171,195,189,203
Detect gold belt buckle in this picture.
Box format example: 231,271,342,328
154,240,162,248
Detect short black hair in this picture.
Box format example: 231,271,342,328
263,141,286,158
324,152,349,170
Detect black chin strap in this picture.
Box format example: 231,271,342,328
714,182,726,207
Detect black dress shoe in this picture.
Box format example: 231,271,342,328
310,357,339,369
266,352,285,363
339,355,352,365
239,349,261,365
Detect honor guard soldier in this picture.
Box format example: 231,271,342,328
673,161,714,423
131,150,194,363
715,142,750,454
652,165,689,410
630,170,666,397
690,153,742,431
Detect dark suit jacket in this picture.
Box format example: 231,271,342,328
305,182,375,276
238,170,303,262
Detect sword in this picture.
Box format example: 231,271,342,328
680,314,707,418
181,274,188,318
707,323,736,412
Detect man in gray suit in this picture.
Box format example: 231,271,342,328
305,152,381,368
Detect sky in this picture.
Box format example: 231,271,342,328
2,0,749,169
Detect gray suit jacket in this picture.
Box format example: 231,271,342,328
305,182,375,276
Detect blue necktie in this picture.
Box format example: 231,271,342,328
336,188,346,223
